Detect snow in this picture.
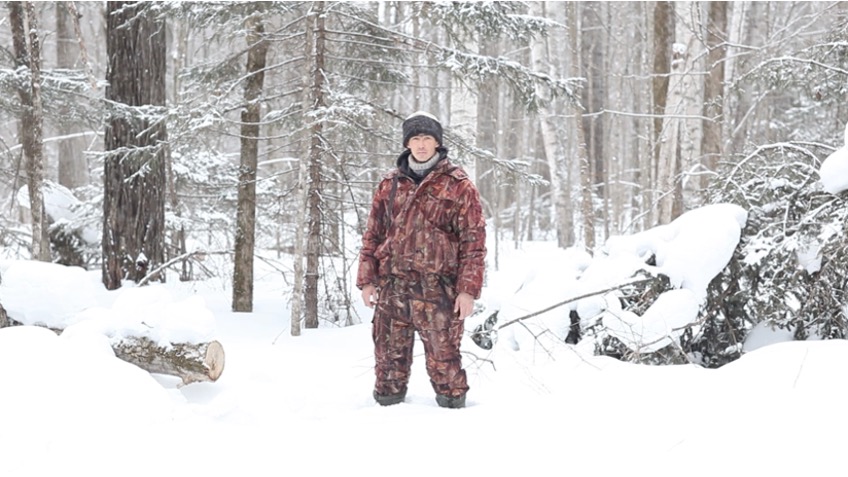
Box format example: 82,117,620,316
17,180,100,244
819,122,848,194
1,203,847,476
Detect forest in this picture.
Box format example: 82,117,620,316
0,1,847,366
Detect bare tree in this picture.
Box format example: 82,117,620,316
700,1,728,191
657,1,702,225
651,1,673,226
56,2,90,191
102,1,167,289
232,8,268,312
530,1,570,249
291,2,325,334
9,1,49,261
568,2,595,251
304,1,327,329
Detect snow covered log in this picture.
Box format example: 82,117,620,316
0,313,225,385
112,337,225,385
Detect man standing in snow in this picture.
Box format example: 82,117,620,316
357,112,487,409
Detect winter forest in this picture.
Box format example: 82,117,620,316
1,1,848,369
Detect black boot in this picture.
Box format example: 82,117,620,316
435,393,466,409
373,390,406,406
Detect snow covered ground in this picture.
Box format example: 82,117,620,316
2,205,847,476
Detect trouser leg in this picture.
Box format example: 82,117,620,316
410,279,468,399
372,284,414,397
418,319,468,398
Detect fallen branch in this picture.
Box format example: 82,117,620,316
495,275,658,331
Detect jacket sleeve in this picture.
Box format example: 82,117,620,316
356,179,389,289
453,180,487,299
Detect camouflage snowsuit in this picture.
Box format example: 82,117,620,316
357,148,487,399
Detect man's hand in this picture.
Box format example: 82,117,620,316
454,292,474,320
361,284,378,308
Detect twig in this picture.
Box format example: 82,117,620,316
138,250,228,286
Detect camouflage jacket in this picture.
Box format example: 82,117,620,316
357,149,487,299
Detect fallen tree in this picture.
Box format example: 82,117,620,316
0,306,225,385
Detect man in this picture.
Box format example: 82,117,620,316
357,111,487,409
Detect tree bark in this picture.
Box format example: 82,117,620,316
113,337,225,385
232,9,268,313
102,1,167,289
700,1,728,190
304,1,326,329
581,2,606,203
291,4,319,336
569,2,595,251
531,1,569,249
9,1,49,262
56,2,90,191
657,1,699,225
651,1,673,226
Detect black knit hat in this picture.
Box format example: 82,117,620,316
402,111,443,148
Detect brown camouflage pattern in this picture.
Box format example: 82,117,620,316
372,275,467,397
357,153,486,399
357,157,487,298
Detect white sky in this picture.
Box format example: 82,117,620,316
1,203,846,476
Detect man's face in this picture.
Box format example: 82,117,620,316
407,135,439,163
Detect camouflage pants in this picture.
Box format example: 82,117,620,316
372,275,468,399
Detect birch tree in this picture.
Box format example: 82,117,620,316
530,1,569,248
655,1,701,225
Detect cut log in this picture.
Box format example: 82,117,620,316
112,337,225,385
0,307,225,385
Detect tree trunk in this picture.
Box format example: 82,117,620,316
9,1,49,262
657,1,698,225
291,4,319,336
700,0,728,190
651,0,673,226
102,1,167,289
168,20,190,281
113,337,225,385
569,2,595,251
581,2,606,204
56,2,90,191
232,10,268,313
304,1,326,329
530,1,569,249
